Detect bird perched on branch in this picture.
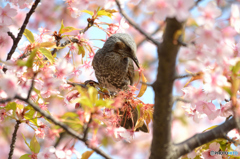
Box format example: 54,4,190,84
92,33,148,132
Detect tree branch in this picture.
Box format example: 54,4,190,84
8,120,21,159
150,18,183,159
171,117,236,158
14,95,111,158
137,26,161,48
7,31,15,41
3,0,41,73
115,0,159,46
27,73,37,100
83,115,92,141
174,73,200,80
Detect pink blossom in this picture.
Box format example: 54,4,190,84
68,43,78,55
0,72,18,98
228,129,240,140
37,146,57,159
65,0,90,18
147,0,175,21
18,0,33,9
55,59,73,79
28,152,38,159
91,0,116,9
220,102,233,117
35,128,45,139
169,0,195,22
230,4,240,33
0,25,9,34
203,69,230,101
181,103,203,123
117,18,129,33
202,142,221,159
82,61,92,70
196,27,222,48
0,4,17,25
196,101,220,120
187,150,196,159
0,109,7,121
88,136,99,148
198,1,221,26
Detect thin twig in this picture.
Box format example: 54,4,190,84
140,81,152,87
8,120,21,159
0,97,15,104
223,135,240,145
27,73,37,100
83,115,92,141
115,0,159,46
3,0,41,73
174,73,200,80
173,97,190,103
137,25,161,48
7,31,15,41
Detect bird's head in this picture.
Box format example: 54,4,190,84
103,33,140,68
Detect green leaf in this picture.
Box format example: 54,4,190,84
17,49,37,68
5,102,17,111
22,134,31,149
30,135,40,153
20,154,31,159
202,125,218,132
59,20,64,33
23,29,35,43
222,86,232,96
17,104,24,110
26,49,37,67
39,48,54,64
39,42,56,48
81,10,94,16
81,150,94,159
232,61,240,74
24,110,38,126
61,112,79,119
78,96,93,108
88,87,98,104
60,26,80,34
77,44,85,58
97,9,113,18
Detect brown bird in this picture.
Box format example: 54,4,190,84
92,33,148,132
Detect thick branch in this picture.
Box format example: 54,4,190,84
8,120,21,159
171,117,236,158
115,0,159,46
150,18,183,159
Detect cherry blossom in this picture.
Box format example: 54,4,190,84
197,1,221,26
0,4,17,26
147,0,175,21
196,27,222,49
202,142,222,159
37,146,57,159
0,72,19,98
55,59,73,79
196,101,220,120
169,0,195,22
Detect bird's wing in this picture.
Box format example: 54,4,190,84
127,58,135,85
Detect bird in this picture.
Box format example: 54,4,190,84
92,33,148,132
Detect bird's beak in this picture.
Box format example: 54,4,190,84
132,57,140,68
